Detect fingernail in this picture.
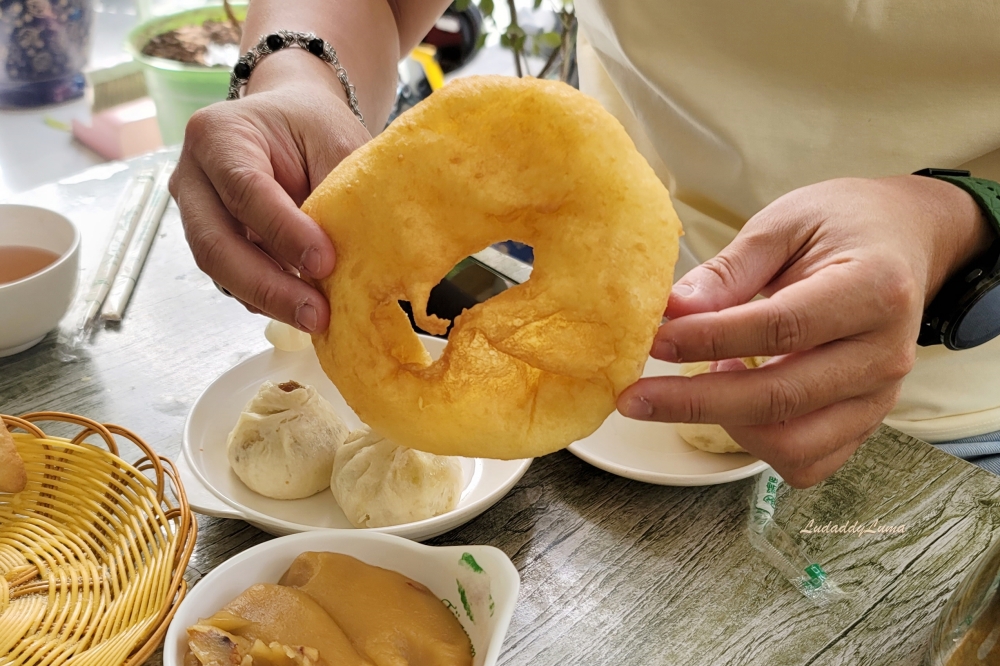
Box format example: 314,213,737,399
300,247,323,277
622,396,654,419
295,302,318,332
652,338,680,362
672,283,695,298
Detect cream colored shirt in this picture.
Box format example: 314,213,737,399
575,0,1000,442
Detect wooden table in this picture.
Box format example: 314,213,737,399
2,153,999,665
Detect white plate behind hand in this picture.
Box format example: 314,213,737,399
183,335,531,540
568,357,768,486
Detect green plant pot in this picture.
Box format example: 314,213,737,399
126,5,247,146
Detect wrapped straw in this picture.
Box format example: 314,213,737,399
747,467,846,605
101,161,176,322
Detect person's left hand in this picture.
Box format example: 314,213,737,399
617,176,993,488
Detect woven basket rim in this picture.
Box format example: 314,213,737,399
0,411,197,666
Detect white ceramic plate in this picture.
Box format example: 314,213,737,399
183,335,531,539
164,531,519,666
568,357,768,486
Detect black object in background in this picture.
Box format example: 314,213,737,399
424,4,484,73
402,259,511,338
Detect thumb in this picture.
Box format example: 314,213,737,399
667,226,793,319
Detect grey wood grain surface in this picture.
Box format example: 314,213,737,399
2,155,999,666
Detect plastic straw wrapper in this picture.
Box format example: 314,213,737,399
58,168,154,358
748,467,846,606
101,161,176,322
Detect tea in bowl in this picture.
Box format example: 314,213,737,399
0,204,79,356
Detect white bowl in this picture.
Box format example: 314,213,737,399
0,204,80,357
164,531,520,666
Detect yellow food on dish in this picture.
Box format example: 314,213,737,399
675,357,770,454
332,427,463,528
302,75,682,460
186,584,368,666
186,552,472,666
673,423,746,454
227,380,350,499
280,552,472,666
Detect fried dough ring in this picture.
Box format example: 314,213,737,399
303,76,682,459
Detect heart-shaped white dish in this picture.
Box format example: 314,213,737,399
164,530,519,666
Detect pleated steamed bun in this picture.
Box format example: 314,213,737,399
674,357,770,454
227,380,350,499
332,427,464,528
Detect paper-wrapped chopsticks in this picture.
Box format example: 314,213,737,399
101,161,175,321
58,160,175,356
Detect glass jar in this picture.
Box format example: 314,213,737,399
926,537,1000,665
0,0,94,107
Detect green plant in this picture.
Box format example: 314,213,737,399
220,0,577,83
222,0,242,39
454,0,576,81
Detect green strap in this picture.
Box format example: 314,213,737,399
932,175,1000,237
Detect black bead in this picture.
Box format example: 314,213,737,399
266,34,285,51
234,61,251,79
307,38,325,56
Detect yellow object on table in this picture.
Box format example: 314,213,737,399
0,412,196,665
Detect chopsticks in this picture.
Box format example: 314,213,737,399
101,162,174,322
59,160,175,355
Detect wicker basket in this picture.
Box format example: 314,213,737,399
0,412,197,665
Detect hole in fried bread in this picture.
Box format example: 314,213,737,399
397,251,525,358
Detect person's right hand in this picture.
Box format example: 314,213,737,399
169,72,371,333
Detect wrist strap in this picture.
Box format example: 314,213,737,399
913,168,1000,238
914,168,1000,347
228,30,366,129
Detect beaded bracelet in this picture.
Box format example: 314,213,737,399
227,30,366,129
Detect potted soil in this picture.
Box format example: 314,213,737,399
126,4,245,145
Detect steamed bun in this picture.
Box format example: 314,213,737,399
674,358,770,454
332,427,463,528
673,422,745,454
227,380,350,499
